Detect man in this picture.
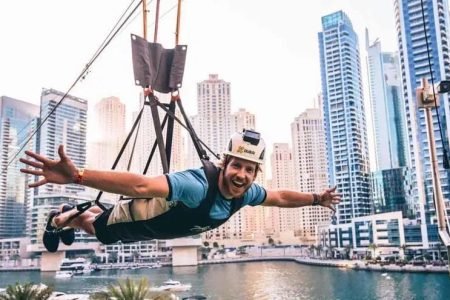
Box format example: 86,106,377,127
20,129,341,252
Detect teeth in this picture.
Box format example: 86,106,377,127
232,180,245,188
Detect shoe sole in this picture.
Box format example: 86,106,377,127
43,210,60,253
60,204,76,246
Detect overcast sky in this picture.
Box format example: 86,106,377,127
0,0,397,169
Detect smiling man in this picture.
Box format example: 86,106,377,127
20,129,341,252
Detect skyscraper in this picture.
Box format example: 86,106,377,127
87,96,127,203
291,107,332,243
394,0,450,245
36,88,87,196
29,89,97,250
89,96,126,171
366,31,407,170
318,11,371,224
0,96,39,238
196,74,231,159
270,143,296,233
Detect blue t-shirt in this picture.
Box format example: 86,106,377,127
166,168,266,220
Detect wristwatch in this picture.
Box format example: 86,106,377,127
312,193,320,206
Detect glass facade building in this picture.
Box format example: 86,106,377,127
366,33,408,170
318,11,371,224
371,167,414,218
0,96,39,238
394,0,450,246
36,88,87,196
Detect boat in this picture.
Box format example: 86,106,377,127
55,271,73,279
150,279,192,292
49,291,89,299
59,258,93,275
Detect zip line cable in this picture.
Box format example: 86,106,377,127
1,0,145,174
420,0,450,169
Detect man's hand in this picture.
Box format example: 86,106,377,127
319,186,341,212
20,145,78,188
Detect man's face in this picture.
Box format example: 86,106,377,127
220,156,257,199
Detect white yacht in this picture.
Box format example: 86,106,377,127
59,258,92,275
49,291,89,299
150,279,192,292
55,271,73,279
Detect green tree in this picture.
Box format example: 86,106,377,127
108,251,118,263
10,254,21,267
132,251,141,263
268,237,275,246
203,241,210,247
343,244,352,260
213,241,219,248
90,278,174,300
0,282,53,300
317,245,323,258
368,243,378,260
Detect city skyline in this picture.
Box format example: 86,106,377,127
0,0,397,164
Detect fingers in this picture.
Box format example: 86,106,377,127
19,158,44,169
58,145,68,161
328,204,336,212
326,186,337,193
20,168,44,176
24,150,50,164
28,178,47,188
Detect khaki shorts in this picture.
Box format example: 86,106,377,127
107,197,170,225
93,197,172,244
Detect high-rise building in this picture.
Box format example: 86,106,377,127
196,74,231,159
87,96,127,203
394,0,450,246
291,108,332,244
30,88,96,250
0,96,39,238
270,143,296,233
318,11,371,224
366,31,408,170
230,108,256,133
36,88,88,196
89,96,126,171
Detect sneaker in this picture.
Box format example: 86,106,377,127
43,209,60,253
60,204,76,246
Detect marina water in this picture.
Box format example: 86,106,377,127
1,261,449,299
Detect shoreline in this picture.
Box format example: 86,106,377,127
1,257,448,274
200,256,450,274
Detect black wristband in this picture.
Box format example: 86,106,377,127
312,193,320,206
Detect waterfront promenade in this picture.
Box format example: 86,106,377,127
1,256,448,274
200,256,450,274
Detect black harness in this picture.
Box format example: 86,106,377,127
104,160,245,243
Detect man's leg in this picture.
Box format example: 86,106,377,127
53,206,101,235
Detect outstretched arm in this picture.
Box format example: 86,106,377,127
20,145,169,198
262,186,341,212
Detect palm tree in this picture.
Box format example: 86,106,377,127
10,254,21,267
90,278,174,300
132,250,141,263
0,282,53,300
368,243,378,260
317,245,323,258
344,244,352,260
108,251,118,263
400,244,408,260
